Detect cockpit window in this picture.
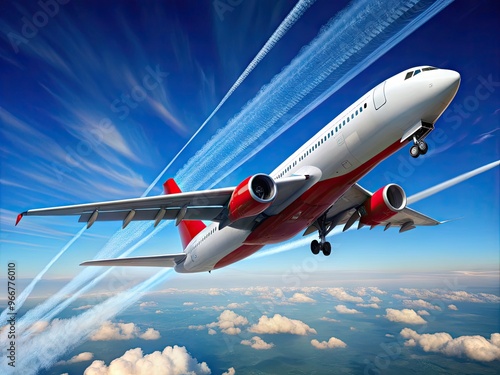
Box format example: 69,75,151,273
405,67,438,80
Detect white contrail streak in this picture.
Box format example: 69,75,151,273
6,1,462,372
178,0,455,190
407,160,500,204
6,0,314,355
12,269,173,374
142,0,316,196
0,226,86,326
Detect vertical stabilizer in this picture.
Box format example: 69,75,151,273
163,179,206,249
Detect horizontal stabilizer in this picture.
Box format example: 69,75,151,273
80,253,186,267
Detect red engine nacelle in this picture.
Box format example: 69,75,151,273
359,184,407,226
228,174,277,222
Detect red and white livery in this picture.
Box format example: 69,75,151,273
17,66,461,273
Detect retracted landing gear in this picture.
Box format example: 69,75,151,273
310,214,333,256
410,136,428,158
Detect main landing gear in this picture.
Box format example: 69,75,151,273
310,213,333,256
410,136,428,158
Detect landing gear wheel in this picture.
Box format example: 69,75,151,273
322,242,331,256
311,240,320,255
410,145,420,158
418,140,428,155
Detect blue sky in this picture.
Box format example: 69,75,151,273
0,1,499,374
0,0,498,284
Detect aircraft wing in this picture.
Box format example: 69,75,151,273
304,183,440,235
17,174,318,228
80,253,186,267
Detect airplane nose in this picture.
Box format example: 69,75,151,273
434,69,461,105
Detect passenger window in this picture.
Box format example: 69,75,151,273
364,103,367,108
355,110,358,116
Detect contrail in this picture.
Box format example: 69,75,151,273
177,0,455,190
6,0,314,329
18,0,454,331
5,0,459,370
407,160,500,204
142,0,316,196
11,269,173,374
0,226,86,326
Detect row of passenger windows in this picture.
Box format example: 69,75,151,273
193,226,217,249
275,102,368,179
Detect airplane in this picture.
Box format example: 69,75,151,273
16,66,461,273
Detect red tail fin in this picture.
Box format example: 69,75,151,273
163,179,206,249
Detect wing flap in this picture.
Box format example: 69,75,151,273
80,253,186,267
20,187,234,223
77,207,225,223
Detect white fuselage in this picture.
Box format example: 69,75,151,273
175,67,460,273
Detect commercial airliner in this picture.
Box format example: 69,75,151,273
17,66,461,273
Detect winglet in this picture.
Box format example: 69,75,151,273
15,213,25,226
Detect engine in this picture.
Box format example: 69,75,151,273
228,174,277,222
359,184,406,226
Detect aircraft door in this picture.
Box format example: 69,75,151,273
373,81,387,110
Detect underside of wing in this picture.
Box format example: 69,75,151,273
80,253,186,267
304,183,440,236
18,187,235,228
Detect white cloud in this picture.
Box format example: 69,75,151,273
368,287,387,295
370,296,382,303
90,321,160,341
385,309,426,325
57,352,94,365
335,305,360,314
241,336,274,350
448,304,458,311
403,299,441,311
399,288,500,303
83,346,211,375
320,317,340,323
208,288,222,295
385,334,395,338
222,367,236,375
73,305,94,311
188,325,205,331
400,329,500,362
289,293,316,303
327,288,363,303
208,310,249,335
155,310,163,314
139,328,161,340
311,337,347,350
357,303,380,309
208,328,217,335
183,302,195,306
139,301,157,308
226,302,249,309
417,310,430,316
249,314,317,335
